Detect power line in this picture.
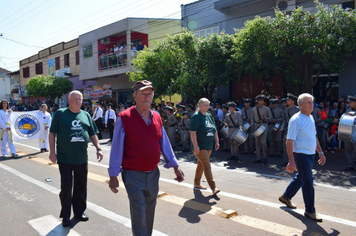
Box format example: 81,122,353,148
0,0,36,25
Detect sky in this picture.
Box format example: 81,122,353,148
0,0,196,72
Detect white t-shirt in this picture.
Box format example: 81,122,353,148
287,112,316,155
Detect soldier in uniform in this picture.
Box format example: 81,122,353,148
343,95,356,171
268,99,284,157
179,111,190,152
241,98,254,154
251,95,272,164
221,104,230,152
280,93,300,166
224,102,243,160
187,104,195,119
281,98,288,110
166,106,177,149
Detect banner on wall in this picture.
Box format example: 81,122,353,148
48,59,55,76
83,84,112,100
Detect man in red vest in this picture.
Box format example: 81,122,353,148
108,80,185,236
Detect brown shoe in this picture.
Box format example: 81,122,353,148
279,195,297,209
213,188,220,195
304,212,322,222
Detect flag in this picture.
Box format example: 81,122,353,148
9,111,44,142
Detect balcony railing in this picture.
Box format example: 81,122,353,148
98,50,137,70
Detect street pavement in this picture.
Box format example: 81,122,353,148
0,133,355,236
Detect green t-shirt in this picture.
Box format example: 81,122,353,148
50,108,98,164
189,111,217,150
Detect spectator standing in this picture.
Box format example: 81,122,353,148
49,90,103,227
190,98,220,195
108,80,184,236
278,93,326,222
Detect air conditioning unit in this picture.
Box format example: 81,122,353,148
100,37,111,45
276,0,296,12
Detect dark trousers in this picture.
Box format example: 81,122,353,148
58,163,88,218
108,119,114,141
122,168,160,236
283,153,315,213
95,118,103,139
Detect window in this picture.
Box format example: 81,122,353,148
35,62,43,75
76,50,80,65
64,53,70,67
23,67,30,78
194,26,218,38
83,44,93,58
55,57,60,70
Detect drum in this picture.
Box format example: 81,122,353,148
242,122,251,132
269,123,280,134
252,124,266,138
220,127,229,138
338,113,356,143
231,129,248,145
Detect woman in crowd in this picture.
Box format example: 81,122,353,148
189,98,220,195
0,99,18,158
38,104,51,152
336,101,346,119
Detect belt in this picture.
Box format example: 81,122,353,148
228,126,236,128
169,125,176,127
1,123,12,143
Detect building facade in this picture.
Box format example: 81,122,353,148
181,0,356,100
79,17,181,106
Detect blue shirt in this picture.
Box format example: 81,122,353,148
108,107,179,176
287,112,316,155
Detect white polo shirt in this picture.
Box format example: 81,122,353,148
287,112,316,155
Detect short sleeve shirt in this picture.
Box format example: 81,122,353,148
189,111,216,150
287,112,316,154
50,108,98,164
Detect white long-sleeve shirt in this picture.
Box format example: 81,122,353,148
39,110,52,128
0,110,11,129
92,107,103,121
105,109,116,125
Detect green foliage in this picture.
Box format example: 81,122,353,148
26,75,73,105
128,30,236,101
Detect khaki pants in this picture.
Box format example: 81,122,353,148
181,130,190,150
194,150,216,190
228,128,239,156
168,127,176,147
255,124,268,160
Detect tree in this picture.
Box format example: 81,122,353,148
26,75,73,105
128,30,237,101
233,1,356,95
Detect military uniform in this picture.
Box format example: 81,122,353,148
343,96,356,170
221,111,230,151
282,104,300,161
179,117,190,151
225,111,243,158
252,96,272,162
166,110,177,148
241,105,254,153
268,101,284,156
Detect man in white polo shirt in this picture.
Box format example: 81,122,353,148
278,93,326,222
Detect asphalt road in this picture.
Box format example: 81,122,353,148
0,136,355,236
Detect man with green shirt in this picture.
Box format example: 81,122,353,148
49,90,103,227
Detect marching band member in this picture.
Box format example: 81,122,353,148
241,98,254,154
268,99,284,157
38,104,52,152
0,99,18,158
224,102,243,161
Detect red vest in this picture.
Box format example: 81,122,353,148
120,107,162,171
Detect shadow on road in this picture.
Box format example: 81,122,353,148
178,189,218,223
0,151,41,162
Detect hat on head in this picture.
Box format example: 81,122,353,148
348,95,356,102
287,93,298,101
269,98,278,104
227,102,236,108
167,106,173,111
255,94,266,101
183,111,188,116
106,103,111,107
222,104,228,109
133,80,156,92
281,98,287,102
189,104,195,109
243,98,251,103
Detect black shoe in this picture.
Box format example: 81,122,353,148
228,156,235,160
74,213,89,221
253,160,262,163
235,156,239,162
262,159,267,164
344,166,355,171
62,217,70,227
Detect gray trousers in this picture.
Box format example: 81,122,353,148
181,130,190,150
283,133,288,161
122,168,160,236
228,128,239,156
269,126,281,155
345,140,356,168
255,124,268,160
168,127,176,147
243,131,254,153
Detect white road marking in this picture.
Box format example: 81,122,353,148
28,215,81,236
0,163,167,236
15,142,356,228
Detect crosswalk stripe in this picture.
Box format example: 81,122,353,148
28,215,81,236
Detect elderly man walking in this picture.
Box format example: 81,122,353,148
278,93,326,222
108,80,185,236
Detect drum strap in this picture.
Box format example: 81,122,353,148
244,108,248,120
287,108,291,120
256,107,262,122
229,114,238,128
271,108,276,119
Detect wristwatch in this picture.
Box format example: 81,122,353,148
318,152,324,155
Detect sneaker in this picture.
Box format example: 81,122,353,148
279,195,297,209
304,212,322,222
11,153,18,157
